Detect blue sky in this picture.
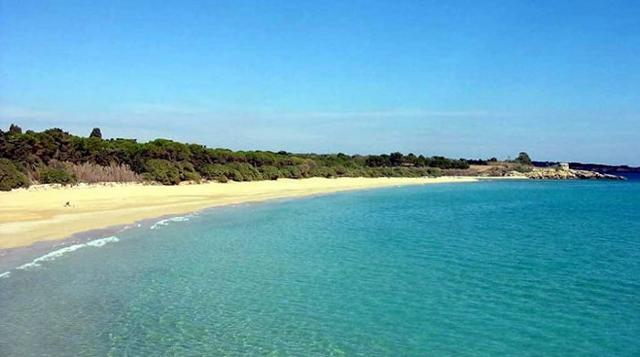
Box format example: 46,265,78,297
1,0,639,164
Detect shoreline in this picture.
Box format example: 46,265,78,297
1,176,486,251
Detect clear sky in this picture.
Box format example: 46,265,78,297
1,0,639,165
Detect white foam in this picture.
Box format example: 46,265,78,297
0,271,10,279
86,236,119,247
150,216,190,229
120,223,143,231
16,236,120,271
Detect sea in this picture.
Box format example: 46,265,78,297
1,179,639,356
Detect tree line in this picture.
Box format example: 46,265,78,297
0,125,476,190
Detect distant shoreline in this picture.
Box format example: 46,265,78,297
0,176,490,250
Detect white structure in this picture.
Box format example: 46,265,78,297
559,162,570,170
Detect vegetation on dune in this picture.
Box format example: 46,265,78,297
513,164,533,173
0,124,531,189
67,162,142,183
39,165,76,185
0,158,30,191
142,159,182,185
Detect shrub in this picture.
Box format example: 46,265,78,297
230,162,262,181
426,167,442,177
309,167,337,178
259,165,280,180
177,161,201,182
226,169,244,181
200,164,245,182
514,164,533,173
0,159,30,191
182,170,201,182
334,165,347,176
39,166,76,185
200,164,227,180
282,165,304,179
143,159,180,185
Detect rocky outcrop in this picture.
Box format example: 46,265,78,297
526,168,625,180
504,171,528,178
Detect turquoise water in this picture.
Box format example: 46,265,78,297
1,180,640,356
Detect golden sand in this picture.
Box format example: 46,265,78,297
0,176,478,249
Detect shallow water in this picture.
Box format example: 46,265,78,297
1,180,639,356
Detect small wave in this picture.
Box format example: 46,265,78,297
16,236,120,271
150,216,190,229
0,271,10,279
86,236,119,247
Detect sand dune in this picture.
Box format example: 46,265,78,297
0,176,477,249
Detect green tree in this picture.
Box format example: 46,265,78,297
515,152,532,165
365,155,389,167
389,152,404,166
89,128,102,139
9,124,22,134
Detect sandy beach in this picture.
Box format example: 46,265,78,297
0,176,479,249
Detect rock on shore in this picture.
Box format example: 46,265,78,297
526,168,625,180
